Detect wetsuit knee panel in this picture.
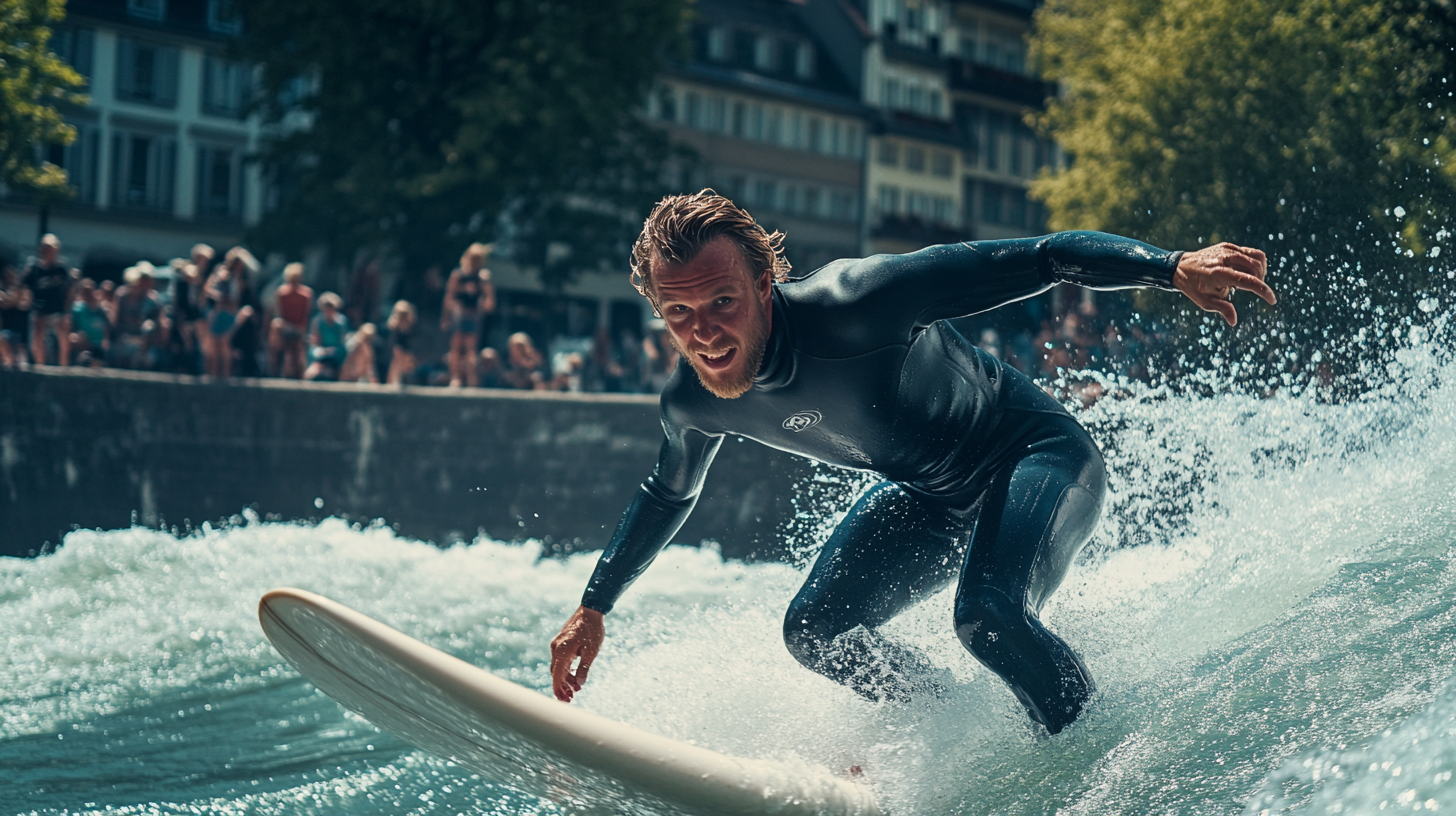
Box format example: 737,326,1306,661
952,584,1027,657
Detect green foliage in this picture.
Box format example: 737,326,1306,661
1030,0,1456,386
239,0,693,285
0,0,86,200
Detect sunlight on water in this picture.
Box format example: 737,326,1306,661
5,329,1456,814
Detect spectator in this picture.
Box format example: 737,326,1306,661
201,248,256,378
441,243,496,387
224,248,263,377
305,291,349,381
641,318,679,392
109,262,168,370
0,264,33,367
24,234,77,365
346,258,381,330
477,347,504,388
338,323,379,383
68,279,110,366
170,244,212,371
385,300,418,385
499,331,547,389
269,263,313,379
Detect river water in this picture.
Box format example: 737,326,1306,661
5,334,1456,815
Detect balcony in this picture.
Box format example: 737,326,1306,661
947,58,1056,107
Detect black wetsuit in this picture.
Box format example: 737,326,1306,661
580,231,1181,733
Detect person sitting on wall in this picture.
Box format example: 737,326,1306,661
269,263,314,379
109,262,169,370
68,279,110,367
499,331,547,390
305,292,350,381
0,264,34,367
338,323,379,384
385,300,419,386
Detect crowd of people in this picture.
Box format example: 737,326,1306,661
0,233,1165,399
0,234,688,393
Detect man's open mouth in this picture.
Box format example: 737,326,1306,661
696,347,736,371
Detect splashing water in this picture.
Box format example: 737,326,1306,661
4,333,1456,815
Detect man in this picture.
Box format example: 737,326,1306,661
270,263,314,378
550,191,1274,733
23,234,77,365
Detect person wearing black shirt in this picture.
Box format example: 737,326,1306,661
23,234,76,365
548,192,1274,734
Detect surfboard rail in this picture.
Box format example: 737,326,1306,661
259,587,880,816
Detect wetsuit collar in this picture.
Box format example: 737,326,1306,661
753,288,794,390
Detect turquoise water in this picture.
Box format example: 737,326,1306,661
5,339,1456,814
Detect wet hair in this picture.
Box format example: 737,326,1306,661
629,189,789,311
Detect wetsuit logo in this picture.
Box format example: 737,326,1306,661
782,410,823,432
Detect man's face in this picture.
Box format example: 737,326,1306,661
652,236,772,399
39,240,59,265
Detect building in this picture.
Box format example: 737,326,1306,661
0,0,267,279
648,0,870,276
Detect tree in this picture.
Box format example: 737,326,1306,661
1030,0,1456,387
0,0,86,201
239,0,693,286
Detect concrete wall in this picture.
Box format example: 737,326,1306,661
0,368,830,559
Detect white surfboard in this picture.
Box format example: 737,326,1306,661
258,588,880,816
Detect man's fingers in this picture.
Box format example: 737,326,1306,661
1225,270,1278,305
550,641,575,701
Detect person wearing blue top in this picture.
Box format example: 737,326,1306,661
549,191,1275,733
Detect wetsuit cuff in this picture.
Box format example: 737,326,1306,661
579,597,612,615
1165,251,1184,288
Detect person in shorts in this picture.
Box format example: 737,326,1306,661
269,263,314,378
23,234,77,365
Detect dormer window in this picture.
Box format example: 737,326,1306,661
794,42,814,79
706,26,728,61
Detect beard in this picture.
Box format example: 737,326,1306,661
669,297,770,399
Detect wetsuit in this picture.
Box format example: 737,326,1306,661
580,231,1181,733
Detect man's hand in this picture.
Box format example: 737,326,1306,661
1173,243,1277,327
550,605,604,702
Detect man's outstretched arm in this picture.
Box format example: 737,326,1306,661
549,415,723,702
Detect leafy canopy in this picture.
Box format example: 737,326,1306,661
240,0,692,283
1030,0,1456,383
0,0,86,200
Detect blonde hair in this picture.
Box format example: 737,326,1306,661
387,300,416,332
629,189,789,311
318,291,343,310
461,242,493,269
283,262,305,283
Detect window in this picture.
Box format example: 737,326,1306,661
831,190,858,222
127,0,165,21
830,121,842,155
878,140,899,167
984,114,1004,171
883,78,901,108
202,55,251,118
905,146,926,173
709,95,726,131
980,182,1003,225
784,184,802,214
847,124,863,158
754,180,779,210
51,28,94,78
115,37,179,108
196,143,243,218
794,42,814,79
766,109,782,144
788,112,803,149
753,36,775,71
907,85,925,114
932,196,953,224
656,87,677,122
207,0,242,35
731,101,746,137
929,91,944,118
931,151,954,177
111,129,177,212
804,186,822,217
749,104,764,140
907,190,930,219
878,185,900,216
1007,190,1027,227
808,117,823,153
44,121,99,205
706,26,728,61
686,92,703,128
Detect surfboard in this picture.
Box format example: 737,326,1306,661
258,587,880,816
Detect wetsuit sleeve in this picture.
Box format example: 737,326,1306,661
580,408,723,614
846,231,1180,329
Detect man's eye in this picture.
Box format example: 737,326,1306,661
716,297,733,306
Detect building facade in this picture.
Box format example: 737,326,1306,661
0,0,265,277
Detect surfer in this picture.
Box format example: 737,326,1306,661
550,191,1274,733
